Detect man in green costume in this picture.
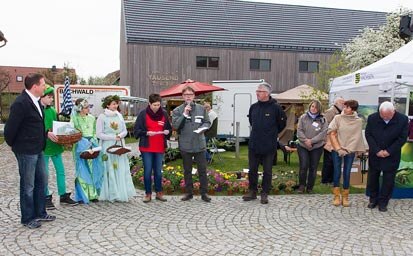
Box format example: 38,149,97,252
40,85,78,209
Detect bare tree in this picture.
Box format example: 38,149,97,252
40,63,78,85
0,69,11,121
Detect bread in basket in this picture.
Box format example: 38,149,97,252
80,146,101,159
106,140,131,155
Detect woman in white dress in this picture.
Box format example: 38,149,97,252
96,95,136,202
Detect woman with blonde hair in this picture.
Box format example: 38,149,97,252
296,100,328,193
328,100,366,207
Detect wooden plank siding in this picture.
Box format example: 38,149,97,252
120,44,332,99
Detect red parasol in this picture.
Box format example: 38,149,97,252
159,79,225,97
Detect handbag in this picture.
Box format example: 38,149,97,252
106,140,131,155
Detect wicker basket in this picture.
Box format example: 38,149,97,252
56,132,82,145
80,150,100,159
106,141,131,155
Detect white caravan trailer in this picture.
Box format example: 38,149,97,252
212,80,266,139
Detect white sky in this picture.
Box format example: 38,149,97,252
0,0,412,79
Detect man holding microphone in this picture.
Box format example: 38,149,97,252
172,87,212,202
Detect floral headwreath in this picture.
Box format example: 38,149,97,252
74,99,89,112
101,95,120,109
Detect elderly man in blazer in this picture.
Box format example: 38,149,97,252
5,73,57,229
365,101,408,212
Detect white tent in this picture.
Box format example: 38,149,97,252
331,41,413,93
330,41,413,115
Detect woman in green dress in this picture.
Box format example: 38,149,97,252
71,98,103,203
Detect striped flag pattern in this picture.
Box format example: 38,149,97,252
60,76,74,116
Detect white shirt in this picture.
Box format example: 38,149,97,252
25,89,42,117
208,109,217,124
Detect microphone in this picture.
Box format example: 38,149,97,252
185,101,192,116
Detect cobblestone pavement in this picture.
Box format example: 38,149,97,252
1,143,413,255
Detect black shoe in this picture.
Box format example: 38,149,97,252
201,194,211,202
36,214,56,222
181,193,193,201
306,188,313,194
23,220,41,229
379,205,388,212
60,193,79,206
367,202,378,209
45,195,56,210
90,198,99,203
242,191,257,201
260,193,269,204
297,185,305,194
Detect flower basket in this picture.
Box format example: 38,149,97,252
56,132,82,145
227,190,234,196
208,189,215,195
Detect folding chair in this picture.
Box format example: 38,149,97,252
207,138,226,163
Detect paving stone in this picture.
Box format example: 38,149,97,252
1,143,413,254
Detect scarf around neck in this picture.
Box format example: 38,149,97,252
146,105,164,121
104,108,118,117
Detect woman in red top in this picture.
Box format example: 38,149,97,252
134,94,172,202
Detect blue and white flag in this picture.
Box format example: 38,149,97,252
60,76,74,116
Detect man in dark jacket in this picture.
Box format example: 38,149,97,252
242,82,287,204
5,73,56,229
365,101,408,212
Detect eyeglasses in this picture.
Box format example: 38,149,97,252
256,90,267,93
183,93,194,96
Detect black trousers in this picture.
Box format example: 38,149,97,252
248,149,275,194
181,151,208,194
297,145,323,190
321,149,334,184
367,167,396,207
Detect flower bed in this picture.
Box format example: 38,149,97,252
131,161,298,195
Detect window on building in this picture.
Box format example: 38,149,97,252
250,59,271,71
16,75,23,82
299,61,319,73
196,56,219,68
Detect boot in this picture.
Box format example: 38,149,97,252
201,194,211,203
342,189,350,207
45,195,56,210
143,193,152,203
242,190,257,201
260,192,268,204
60,192,79,206
332,187,341,206
181,193,194,201
155,192,167,202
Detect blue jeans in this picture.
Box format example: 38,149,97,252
14,152,47,224
331,151,355,189
141,152,164,194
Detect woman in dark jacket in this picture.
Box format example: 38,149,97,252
134,94,172,203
